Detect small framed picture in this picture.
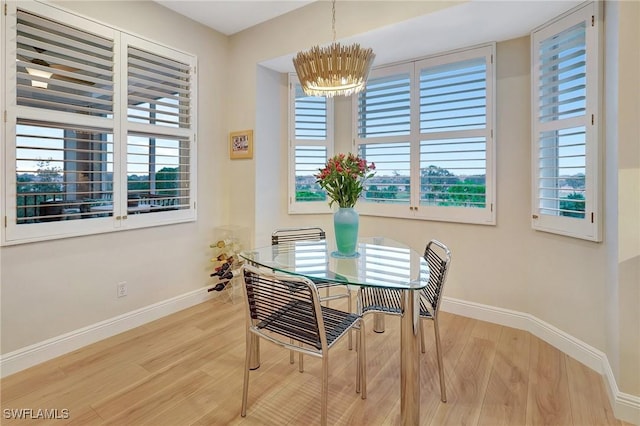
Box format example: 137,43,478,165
229,130,253,159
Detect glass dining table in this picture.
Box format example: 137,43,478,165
239,236,429,425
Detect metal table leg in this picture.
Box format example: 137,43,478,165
400,289,420,425
373,313,386,333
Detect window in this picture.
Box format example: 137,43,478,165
354,45,496,225
288,75,333,214
531,2,601,241
3,2,196,244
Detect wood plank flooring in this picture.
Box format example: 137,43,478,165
0,291,629,425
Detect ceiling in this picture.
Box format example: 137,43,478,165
155,0,315,36
154,0,583,72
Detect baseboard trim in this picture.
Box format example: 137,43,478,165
602,356,640,425
0,287,214,378
441,297,640,425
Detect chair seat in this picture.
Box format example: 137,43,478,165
360,287,402,315
257,300,359,351
359,287,434,319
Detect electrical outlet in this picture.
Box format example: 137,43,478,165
117,282,127,298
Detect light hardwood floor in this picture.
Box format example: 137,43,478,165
1,290,629,425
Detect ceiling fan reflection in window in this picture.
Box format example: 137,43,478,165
15,8,114,116
18,46,96,89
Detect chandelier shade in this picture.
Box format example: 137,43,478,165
292,0,375,97
293,42,375,97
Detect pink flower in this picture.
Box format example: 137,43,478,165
314,152,376,208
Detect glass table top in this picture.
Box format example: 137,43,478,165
240,236,429,290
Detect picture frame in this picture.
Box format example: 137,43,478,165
229,130,253,159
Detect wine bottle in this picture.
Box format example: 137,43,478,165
219,268,239,281
207,269,241,292
212,282,227,291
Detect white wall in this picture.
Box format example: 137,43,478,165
1,1,230,353
254,66,285,245
607,0,640,397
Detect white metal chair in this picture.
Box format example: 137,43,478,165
240,264,366,426
357,239,451,402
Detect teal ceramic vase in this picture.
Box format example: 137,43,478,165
333,207,359,257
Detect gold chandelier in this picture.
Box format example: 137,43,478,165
292,0,375,97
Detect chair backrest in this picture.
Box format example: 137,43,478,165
272,227,325,245
422,239,452,316
242,264,327,351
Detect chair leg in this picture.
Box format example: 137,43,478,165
433,317,446,402
288,340,303,373
321,355,329,426
348,290,353,350
360,320,367,399
241,330,252,416
290,339,295,364
356,328,361,394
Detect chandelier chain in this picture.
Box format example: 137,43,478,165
332,0,336,42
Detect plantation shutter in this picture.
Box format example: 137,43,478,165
127,46,192,129
418,56,489,210
354,47,494,224
356,68,412,206
531,2,600,241
357,72,411,138
295,87,328,140
16,9,114,116
538,23,587,123
10,5,116,236
126,41,194,216
419,58,486,133
289,77,333,213
536,22,586,218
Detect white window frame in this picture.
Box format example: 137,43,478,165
531,2,602,241
2,0,197,245
288,74,333,214
353,44,496,225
